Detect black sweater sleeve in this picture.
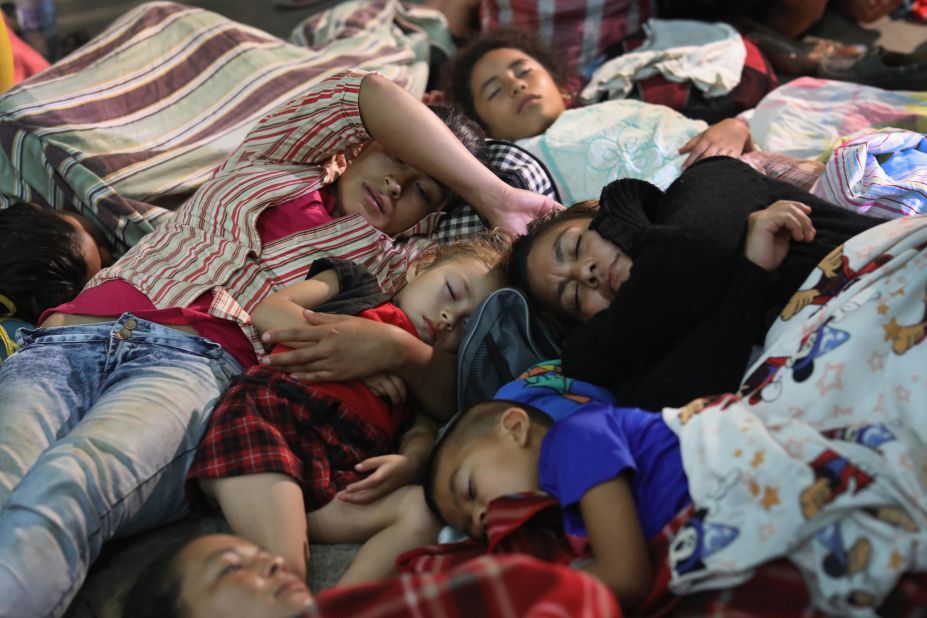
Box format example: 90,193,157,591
566,255,776,409
564,216,754,384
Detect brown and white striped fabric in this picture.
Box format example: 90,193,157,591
0,1,433,255
90,68,438,359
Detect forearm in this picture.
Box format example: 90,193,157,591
397,414,438,477
388,331,458,421
580,559,648,609
250,300,316,336
358,74,507,221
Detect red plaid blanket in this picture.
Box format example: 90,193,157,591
399,494,927,616
309,553,620,617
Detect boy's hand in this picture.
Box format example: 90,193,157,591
261,311,400,380
678,118,753,169
489,186,562,236
363,373,408,406
744,200,816,271
338,454,418,504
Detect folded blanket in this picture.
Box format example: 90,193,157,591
812,128,927,219
580,19,746,104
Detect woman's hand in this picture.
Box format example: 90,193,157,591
261,311,405,380
363,373,408,406
338,454,418,504
744,200,816,271
679,118,754,169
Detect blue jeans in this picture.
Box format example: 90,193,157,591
0,314,242,617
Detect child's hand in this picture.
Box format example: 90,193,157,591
338,454,418,504
363,373,408,406
678,118,753,170
744,200,816,271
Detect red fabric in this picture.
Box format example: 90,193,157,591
268,302,418,437
187,366,395,511
480,0,655,73
257,189,334,243
622,33,777,122
40,189,337,369
5,18,48,83
309,554,621,618
400,494,927,616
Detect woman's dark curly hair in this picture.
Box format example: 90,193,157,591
508,200,599,327
0,203,88,323
440,28,570,130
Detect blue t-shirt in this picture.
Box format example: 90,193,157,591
538,403,690,541
494,359,617,422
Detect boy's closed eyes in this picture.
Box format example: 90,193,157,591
335,142,450,236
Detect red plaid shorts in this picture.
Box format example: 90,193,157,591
187,367,391,511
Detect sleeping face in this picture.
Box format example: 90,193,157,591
525,216,632,322
336,142,451,236
431,406,543,540
393,255,505,353
176,534,314,618
469,47,567,141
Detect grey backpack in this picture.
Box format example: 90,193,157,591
456,287,562,411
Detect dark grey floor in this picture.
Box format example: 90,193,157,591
56,1,926,53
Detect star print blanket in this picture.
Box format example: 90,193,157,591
664,214,927,617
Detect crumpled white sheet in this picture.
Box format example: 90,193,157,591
579,19,745,105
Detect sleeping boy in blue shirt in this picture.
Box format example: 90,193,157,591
424,361,691,609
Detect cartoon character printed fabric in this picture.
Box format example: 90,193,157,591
663,215,927,617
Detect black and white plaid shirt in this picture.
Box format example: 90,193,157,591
434,140,559,243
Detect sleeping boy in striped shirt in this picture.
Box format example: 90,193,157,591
0,69,557,617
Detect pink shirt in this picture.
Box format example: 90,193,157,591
42,190,337,369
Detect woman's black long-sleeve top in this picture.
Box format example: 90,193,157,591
562,156,881,410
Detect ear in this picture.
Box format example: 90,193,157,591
560,88,573,108
499,407,531,447
406,260,424,282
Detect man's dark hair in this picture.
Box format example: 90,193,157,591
121,535,193,618
440,28,570,130
0,203,88,323
429,103,488,165
423,399,552,522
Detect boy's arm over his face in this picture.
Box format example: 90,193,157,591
358,73,561,236
578,475,652,609
249,269,341,337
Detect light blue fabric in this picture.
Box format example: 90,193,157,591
0,314,241,617
515,100,706,204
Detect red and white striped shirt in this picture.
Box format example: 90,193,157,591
89,70,438,358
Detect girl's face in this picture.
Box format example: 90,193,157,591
393,255,504,353
526,217,632,322
336,142,450,236
469,47,567,141
177,534,314,618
